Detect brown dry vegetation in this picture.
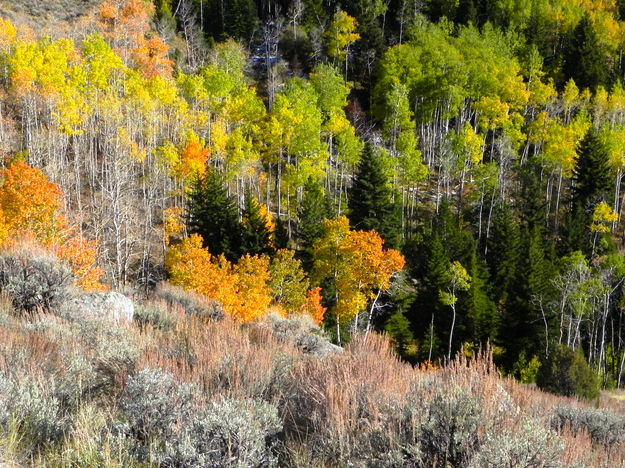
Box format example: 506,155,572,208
0,289,622,467
0,0,99,38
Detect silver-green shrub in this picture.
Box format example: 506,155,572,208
551,405,625,449
470,418,563,468
185,398,282,468
419,385,482,467
121,368,194,442
0,251,73,313
119,368,282,467
153,284,224,320
0,372,66,448
134,303,175,331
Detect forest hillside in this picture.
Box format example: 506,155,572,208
2,0,625,465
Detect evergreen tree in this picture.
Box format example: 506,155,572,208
241,193,274,256
296,177,330,271
455,0,478,25
409,233,450,360
562,201,590,256
273,216,290,250
502,225,555,369
348,143,401,248
486,203,521,308
461,246,498,346
572,128,613,210
563,15,609,91
187,171,241,261
619,0,625,21
229,0,258,40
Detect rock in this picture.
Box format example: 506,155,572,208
297,333,343,356
61,292,134,323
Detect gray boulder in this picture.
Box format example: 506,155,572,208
61,292,134,323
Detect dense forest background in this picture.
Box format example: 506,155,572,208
4,0,625,384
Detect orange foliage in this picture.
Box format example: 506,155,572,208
132,35,173,79
0,160,104,290
342,229,406,292
99,0,153,41
0,160,63,243
55,231,106,291
165,234,273,322
301,287,326,325
174,140,210,179
313,216,405,324
98,0,170,78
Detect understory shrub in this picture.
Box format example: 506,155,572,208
420,384,482,467
134,303,175,331
551,405,625,449
153,284,224,320
0,372,67,452
469,418,563,468
120,368,194,442
119,368,283,467
536,345,600,400
262,313,340,356
0,249,73,313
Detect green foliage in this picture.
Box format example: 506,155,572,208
536,344,600,400
348,143,401,248
187,171,242,261
268,249,309,313
563,15,610,91
240,193,274,256
296,177,330,271
512,352,542,384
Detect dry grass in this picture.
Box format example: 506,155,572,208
0,0,100,39
0,294,624,466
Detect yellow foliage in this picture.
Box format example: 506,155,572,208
313,216,405,324
0,18,17,50
474,96,510,131
163,206,184,245
591,201,618,233
325,10,360,63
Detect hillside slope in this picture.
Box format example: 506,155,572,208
0,0,99,35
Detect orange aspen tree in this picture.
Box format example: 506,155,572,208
313,216,405,343
165,234,274,322
0,160,104,290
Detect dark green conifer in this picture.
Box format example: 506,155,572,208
572,128,613,210
563,15,609,91
486,204,521,308
455,0,478,25
461,247,498,346
186,171,241,261
273,216,290,250
296,177,330,271
348,143,401,248
241,193,274,256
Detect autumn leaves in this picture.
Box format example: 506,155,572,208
165,214,404,328
0,160,104,291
